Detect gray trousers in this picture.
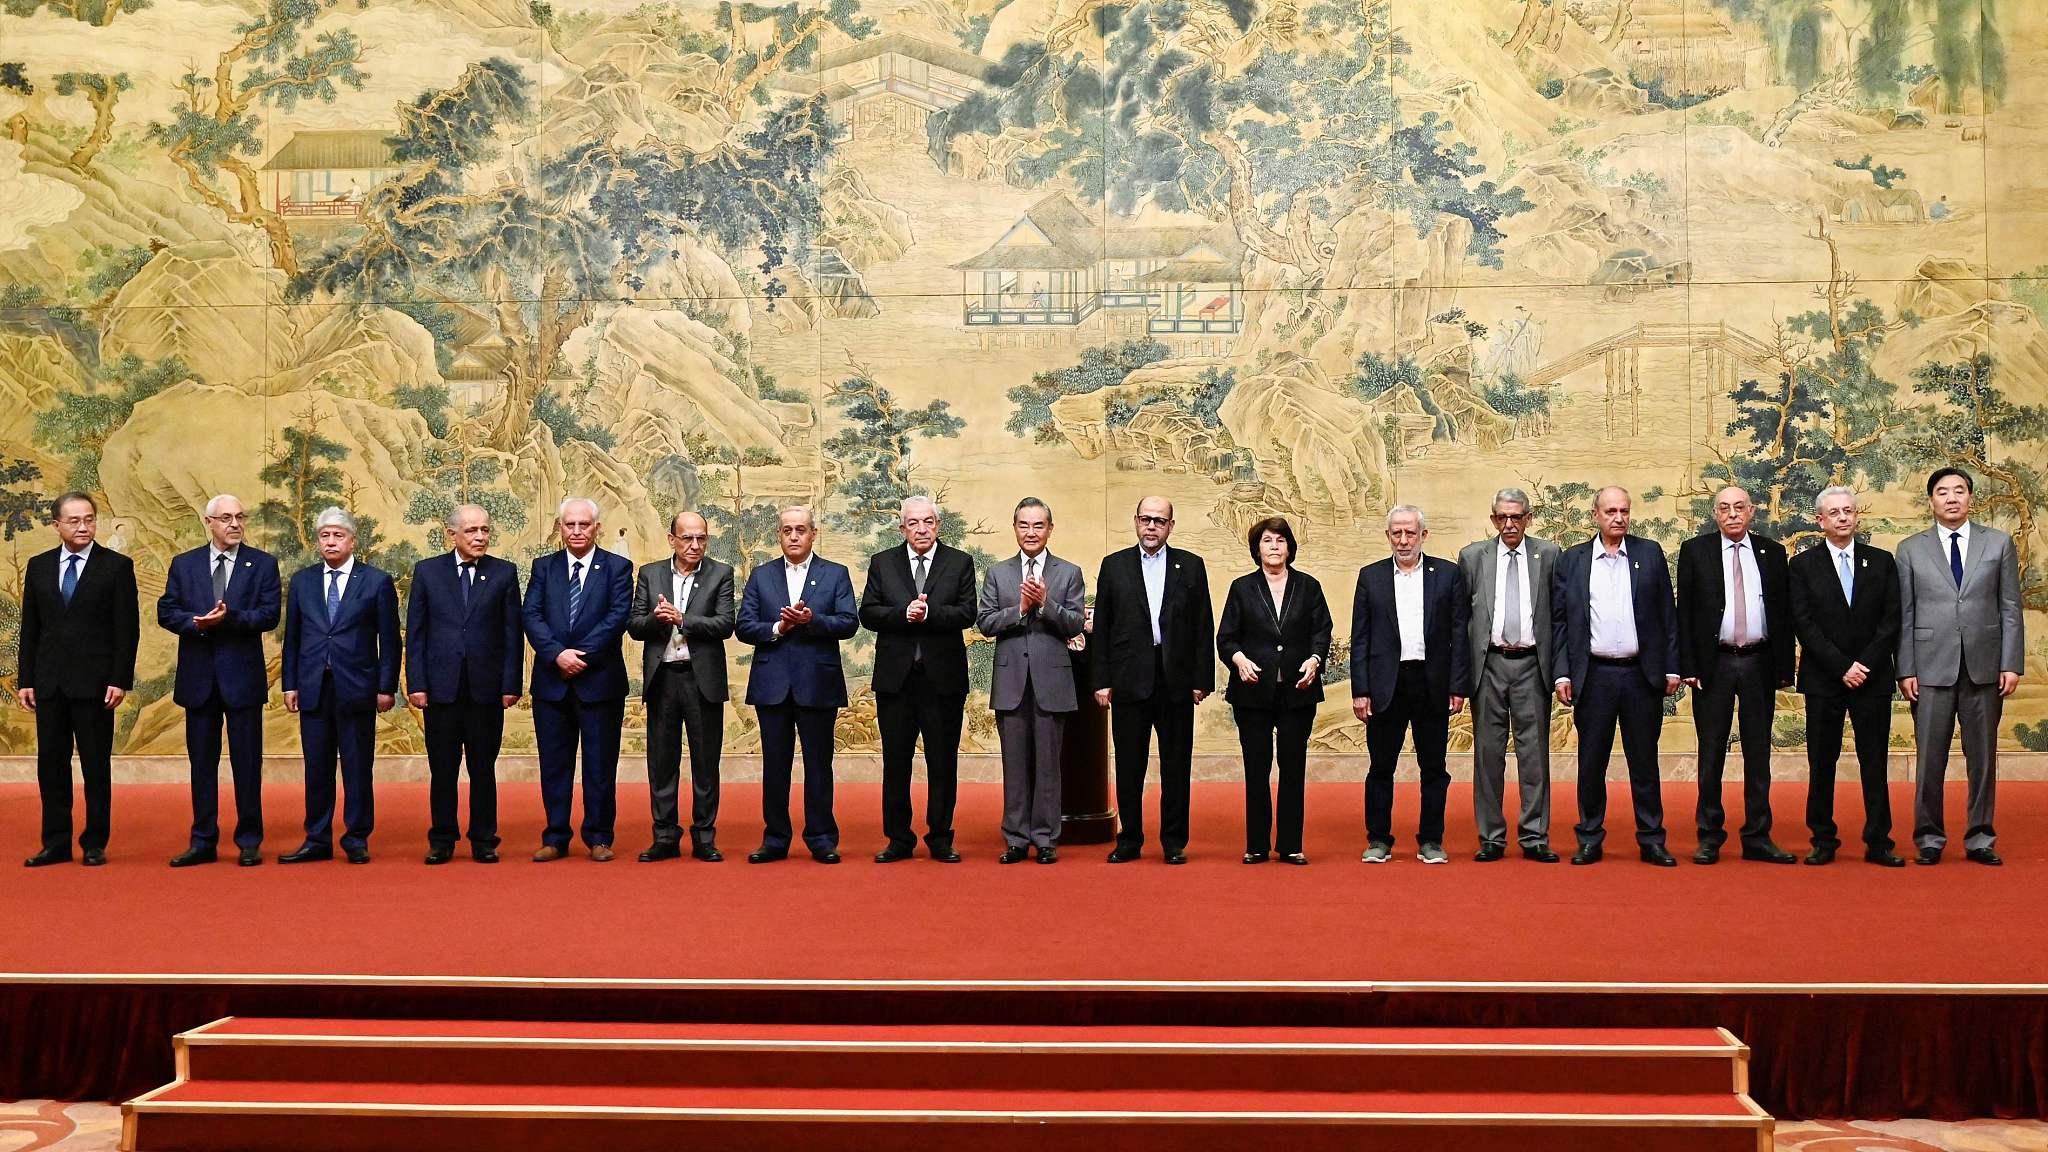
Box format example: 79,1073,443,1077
998,673,1066,849
1912,669,2002,852
1471,649,1552,849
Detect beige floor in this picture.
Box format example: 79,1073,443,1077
10,1101,2046,1150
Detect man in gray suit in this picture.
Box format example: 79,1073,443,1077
1897,467,2025,866
1457,487,1563,863
626,510,736,862
978,497,1086,864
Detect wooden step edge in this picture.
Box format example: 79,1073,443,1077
118,1073,189,1152
1716,1027,1753,1095
1734,1091,1776,1152
122,1099,1774,1128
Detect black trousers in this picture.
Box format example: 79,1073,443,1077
36,693,114,856
424,693,504,852
877,665,964,853
300,694,376,851
1805,689,1894,852
756,700,838,853
1364,660,1451,847
1235,704,1313,855
1693,648,1777,849
1111,649,1195,854
186,693,264,851
1573,660,1667,849
646,661,722,848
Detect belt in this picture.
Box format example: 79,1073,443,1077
1488,645,1536,659
1589,654,1638,667
1717,641,1767,655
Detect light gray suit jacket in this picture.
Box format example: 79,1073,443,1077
1457,535,1561,688
1896,521,2024,688
978,551,1086,713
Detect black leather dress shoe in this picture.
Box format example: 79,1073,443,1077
1804,846,1836,866
23,849,69,868
1741,842,1797,864
279,844,332,864
344,846,370,865
1036,846,1058,864
639,842,682,862
238,847,262,867
1164,851,1188,866
874,846,912,863
472,849,499,864
747,849,786,863
1569,845,1602,865
1915,846,1941,866
1966,848,2004,866
931,846,962,863
1640,845,1678,867
170,847,217,868
424,846,453,865
1691,844,1720,865
1864,849,1904,868
1107,847,1140,863
692,845,723,862
82,849,107,867
999,845,1030,864
1474,844,1504,862
1523,844,1560,863
811,849,842,864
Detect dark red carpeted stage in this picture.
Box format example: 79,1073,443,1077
4,780,2045,1120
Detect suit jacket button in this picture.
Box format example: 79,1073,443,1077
1276,644,1284,651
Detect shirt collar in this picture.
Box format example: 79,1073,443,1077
1828,540,1855,561
1140,545,1167,562
1722,533,1750,550
1937,520,1969,541
1017,550,1045,566
61,541,93,562
210,543,239,564
1497,538,1524,558
451,550,474,566
323,557,356,578
1393,557,1424,576
1595,537,1629,558
907,542,935,566
670,556,699,579
786,554,811,571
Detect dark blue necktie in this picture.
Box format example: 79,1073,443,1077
1948,531,1963,587
326,568,343,619
460,561,474,610
568,560,584,625
60,554,79,605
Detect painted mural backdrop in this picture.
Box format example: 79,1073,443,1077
0,0,2042,760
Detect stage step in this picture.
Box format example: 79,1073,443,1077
123,1019,1773,1152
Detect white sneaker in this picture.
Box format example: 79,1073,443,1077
1361,843,1392,863
1417,843,1448,864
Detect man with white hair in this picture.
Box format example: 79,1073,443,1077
1349,504,1471,864
859,496,977,863
522,497,633,862
158,494,281,867
279,507,401,865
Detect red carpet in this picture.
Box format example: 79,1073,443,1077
2,780,2043,984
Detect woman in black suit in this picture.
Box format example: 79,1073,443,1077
1216,517,1331,864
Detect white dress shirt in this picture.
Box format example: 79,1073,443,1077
1827,540,1856,601
55,541,93,590
663,560,698,663
1490,541,1533,648
1717,533,1768,644
1392,559,1427,661
1587,541,1639,659
208,544,239,594
783,555,811,605
1935,520,1970,571
564,548,596,588
1139,546,1167,645
907,542,936,578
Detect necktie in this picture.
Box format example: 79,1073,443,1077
1837,550,1854,604
1731,542,1749,645
913,553,928,594
326,568,342,620
61,554,79,605
1949,531,1964,586
568,559,584,624
213,554,230,602
1503,549,1523,647
1024,556,1037,611
460,561,474,610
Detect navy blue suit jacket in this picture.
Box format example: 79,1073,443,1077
737,555,859,710
522,547,631,703
406,552,523,703
281,561,401,712
157,545,281,710
1550,534,1679,695
1347,555,1471,711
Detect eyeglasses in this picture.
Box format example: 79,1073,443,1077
55,516,96,527
670,534,708,544
206,513,247,523
1491,512,1529,523
1136,515,1171,526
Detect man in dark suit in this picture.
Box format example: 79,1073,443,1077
1789,486,1903,866
860,496,977,863
158,494,280,867
626,510,735,862
1350,505,1470,864
405,504,522,865
280,507,400,865
737,505,859,863
1552,485,1682,866
1093,496,1214,864
522,497,633,862
1677,485,1797,864
19,491,138,868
